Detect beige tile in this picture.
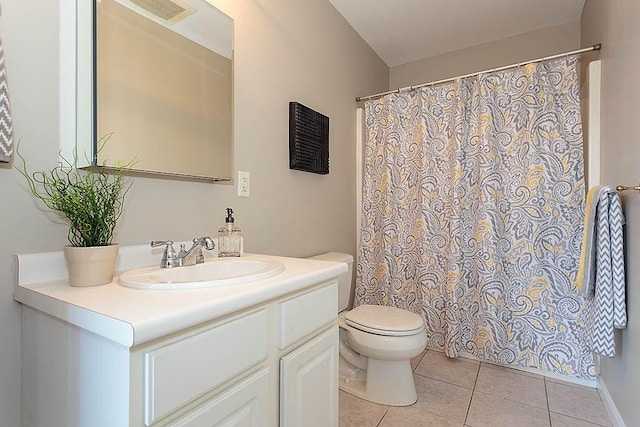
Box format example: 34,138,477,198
550,412,608,427
411,374,473,424
415,350,480,389
546,382,611,426
480,361,544,379
546,376,598,390
430,349,481,365
466,391,550,427
338,390,389,427
451,350,481,365
474,365,547,409
411,348,427,371
379,405,464,426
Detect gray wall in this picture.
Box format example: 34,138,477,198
582,1,640,424
0,0,388,425
390,21,581,89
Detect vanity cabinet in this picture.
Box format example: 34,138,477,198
16,250,343,427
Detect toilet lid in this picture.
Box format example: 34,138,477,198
345,305,425,336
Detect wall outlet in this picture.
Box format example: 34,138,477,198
238,170,250,197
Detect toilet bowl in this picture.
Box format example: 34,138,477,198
308,252,428,406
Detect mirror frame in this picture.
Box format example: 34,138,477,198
60,0,93,169
59,0,233,182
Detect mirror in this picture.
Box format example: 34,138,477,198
60,0,233,182
96,0,233,181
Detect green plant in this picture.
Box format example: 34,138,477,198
16,133,135,247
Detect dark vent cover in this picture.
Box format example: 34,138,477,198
289,102,329,175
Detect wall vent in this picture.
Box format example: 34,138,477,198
128,0,196,23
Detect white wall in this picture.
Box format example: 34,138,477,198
581,1,640,425
390,20,581,90
0,1,388,425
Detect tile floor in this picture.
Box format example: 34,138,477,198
339,349,612,427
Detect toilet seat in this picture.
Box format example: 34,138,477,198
345,305,425,337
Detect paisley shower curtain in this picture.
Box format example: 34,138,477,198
357,56,595,380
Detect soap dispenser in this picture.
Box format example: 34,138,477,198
218,208,241,257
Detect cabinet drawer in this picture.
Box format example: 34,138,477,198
168,368,270,427
144,309,269,425
278,282,337,349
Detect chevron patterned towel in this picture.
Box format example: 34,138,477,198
0,29,14,164
580,186,627,357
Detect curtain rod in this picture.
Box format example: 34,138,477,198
356,43,602,102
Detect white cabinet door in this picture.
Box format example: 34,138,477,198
280,327,338,427
168,369,270,427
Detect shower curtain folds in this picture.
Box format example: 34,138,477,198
357,56,594,380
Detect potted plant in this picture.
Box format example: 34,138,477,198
16,133,135,286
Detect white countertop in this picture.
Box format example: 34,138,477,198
14,244,347,348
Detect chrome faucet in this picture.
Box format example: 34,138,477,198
180,237,215,266
151,236,215,268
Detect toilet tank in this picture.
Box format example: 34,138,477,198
308,252,354,312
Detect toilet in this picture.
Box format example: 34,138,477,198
309,252,427,406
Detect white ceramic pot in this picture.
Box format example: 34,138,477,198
63,244,119,287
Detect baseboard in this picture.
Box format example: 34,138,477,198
598,376,626,427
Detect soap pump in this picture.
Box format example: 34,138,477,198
218,208,241,257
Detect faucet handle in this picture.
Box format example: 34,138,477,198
150,240,179,268
151,240,173,248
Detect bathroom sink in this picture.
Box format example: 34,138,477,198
118,258,285,290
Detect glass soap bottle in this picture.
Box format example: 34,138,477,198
218,208,241,257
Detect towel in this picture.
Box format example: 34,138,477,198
579,186,627,357
577,185,605,295
0,21,14,164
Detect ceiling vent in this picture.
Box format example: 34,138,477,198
128,0,196,23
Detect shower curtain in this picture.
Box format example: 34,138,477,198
357,56,595,380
